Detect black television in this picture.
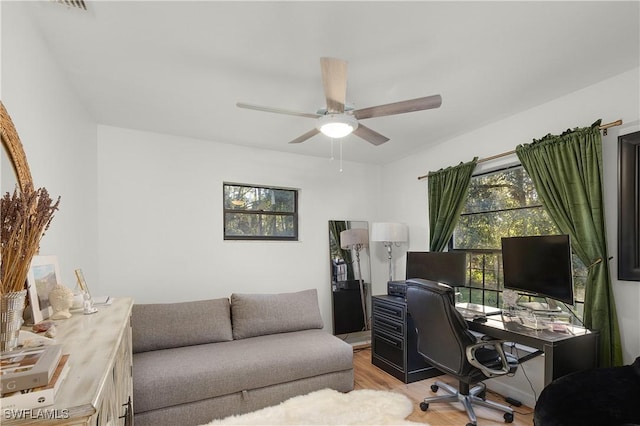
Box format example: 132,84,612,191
501,235,574,306
405,251,467,287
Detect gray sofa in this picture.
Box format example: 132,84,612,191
131,289,354,426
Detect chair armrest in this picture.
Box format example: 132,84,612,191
480,334,498,342
465,340,512,378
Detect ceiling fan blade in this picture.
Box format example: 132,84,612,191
353,95,442,120
237,102,321,119
352,124,390,146
320,57,347,114
289,128,321,144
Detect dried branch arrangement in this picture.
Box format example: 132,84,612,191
1,187,60,296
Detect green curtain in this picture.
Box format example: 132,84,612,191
329,221,354,281
428,157,478,252
516,120,622,367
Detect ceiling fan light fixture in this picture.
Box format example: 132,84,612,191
317,114,358,139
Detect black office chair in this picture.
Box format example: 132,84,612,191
405,278,519,426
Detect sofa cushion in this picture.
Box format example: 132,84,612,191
132,298,233,353
132,329,353,414
231,289,324,339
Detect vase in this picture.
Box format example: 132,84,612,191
1,289,27,352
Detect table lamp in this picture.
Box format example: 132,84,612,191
371,222,408,283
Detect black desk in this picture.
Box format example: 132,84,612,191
464,313,599,386
372,294,599,387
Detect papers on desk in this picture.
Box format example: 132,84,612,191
502,306,574,332
509,317,548,331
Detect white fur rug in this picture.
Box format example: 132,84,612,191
204,388,427,425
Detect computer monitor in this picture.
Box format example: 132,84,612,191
405,251,467,287
501,235,574,305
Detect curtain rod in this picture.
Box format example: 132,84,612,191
417,119,623,181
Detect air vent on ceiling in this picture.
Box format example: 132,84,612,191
55,0,87,11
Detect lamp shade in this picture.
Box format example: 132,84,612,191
370,222,408,243
340,228,369,249
317,114,358,139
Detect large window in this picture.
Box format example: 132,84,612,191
223,183,298,240
451,166,586,314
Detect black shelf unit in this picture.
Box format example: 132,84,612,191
371,294,442,383
332,287,366,335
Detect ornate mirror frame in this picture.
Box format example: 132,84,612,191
1,101,33,192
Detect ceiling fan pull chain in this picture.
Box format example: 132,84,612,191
330,138,335,160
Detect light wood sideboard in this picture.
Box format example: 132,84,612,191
2,297,134,425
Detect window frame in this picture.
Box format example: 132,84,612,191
450,164,585,315
223,182,299,241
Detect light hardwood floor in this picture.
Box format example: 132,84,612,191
353,347,534,426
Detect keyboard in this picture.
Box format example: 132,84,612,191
456,303,502,318
456,307,485,318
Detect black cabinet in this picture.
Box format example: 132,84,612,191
332,287,366,335
371,295,442,383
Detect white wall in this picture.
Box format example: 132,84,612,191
2,1,383,332
4,0,639,407
1,1,99,290
380,67,640,406
96,125,380,328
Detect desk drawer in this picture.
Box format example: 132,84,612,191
373,315,404,337
373,299,405,322
372,330,404,369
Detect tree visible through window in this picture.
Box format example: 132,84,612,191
451,166,586,315
223,183,298,240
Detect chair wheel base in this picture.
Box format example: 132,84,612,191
504,412,514,423
430,384,439,393
419,402,429,411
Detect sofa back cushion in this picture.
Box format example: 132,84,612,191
132,298,233,353
231,289,324,339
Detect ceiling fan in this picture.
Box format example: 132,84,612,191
237,57,442,146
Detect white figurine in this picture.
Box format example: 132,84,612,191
49,284,75,319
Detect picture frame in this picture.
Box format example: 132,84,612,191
618,130,640,281
26,256,61,324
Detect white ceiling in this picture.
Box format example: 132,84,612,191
19,1,640,164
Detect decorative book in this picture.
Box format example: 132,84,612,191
1,345,63,394
1,354,70,410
